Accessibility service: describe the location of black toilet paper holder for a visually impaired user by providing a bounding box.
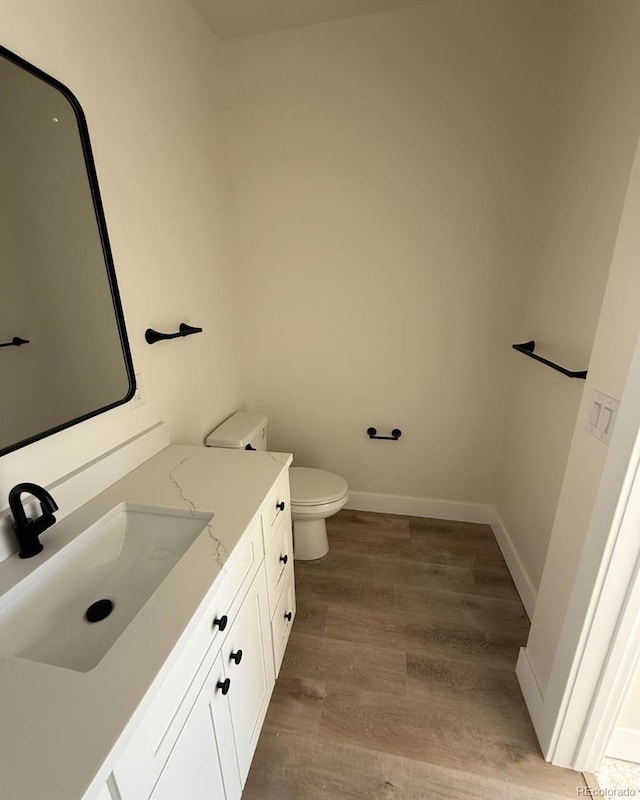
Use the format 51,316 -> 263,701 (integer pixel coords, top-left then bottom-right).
367,427 -> 402,441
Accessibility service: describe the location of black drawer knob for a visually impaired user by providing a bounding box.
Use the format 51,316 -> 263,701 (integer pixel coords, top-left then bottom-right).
213,615 -> 228,631
279,554 -> 288,564
230,649 -> 243,665
276,501 -> 285,511
284,611 -> 292,622
217,678 -> 231,695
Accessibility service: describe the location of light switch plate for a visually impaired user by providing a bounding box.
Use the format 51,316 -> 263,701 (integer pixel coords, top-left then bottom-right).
585,390 -> 619,444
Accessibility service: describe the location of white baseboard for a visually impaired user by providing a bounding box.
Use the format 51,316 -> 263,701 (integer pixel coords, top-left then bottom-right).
345,491 -> 493,524
491,509 -> 537,619
606,727 -> 640,763
516,647 -> 547,744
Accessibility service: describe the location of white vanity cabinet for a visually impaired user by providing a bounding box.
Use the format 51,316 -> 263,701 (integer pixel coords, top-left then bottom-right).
101,467 -> 293,800
261,473 -> 296,676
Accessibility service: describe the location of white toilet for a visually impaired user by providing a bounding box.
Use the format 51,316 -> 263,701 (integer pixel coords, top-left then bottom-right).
206,412 -> 349,560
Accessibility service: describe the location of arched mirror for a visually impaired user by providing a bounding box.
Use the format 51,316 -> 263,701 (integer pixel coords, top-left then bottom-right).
0,44 -> 135,456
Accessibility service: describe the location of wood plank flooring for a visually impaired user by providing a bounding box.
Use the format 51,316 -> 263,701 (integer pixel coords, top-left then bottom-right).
244,510 -> 586,799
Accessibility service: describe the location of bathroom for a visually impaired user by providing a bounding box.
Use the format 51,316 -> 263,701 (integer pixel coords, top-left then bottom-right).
2,0 -> 640,798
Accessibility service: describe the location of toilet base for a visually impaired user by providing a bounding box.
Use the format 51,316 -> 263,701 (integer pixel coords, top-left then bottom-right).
293,518 -> 329,560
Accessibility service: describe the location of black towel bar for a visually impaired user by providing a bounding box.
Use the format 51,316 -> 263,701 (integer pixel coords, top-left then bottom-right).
512,340 -> 587,380
0,336 -> 29,349
145,323 -> 203,345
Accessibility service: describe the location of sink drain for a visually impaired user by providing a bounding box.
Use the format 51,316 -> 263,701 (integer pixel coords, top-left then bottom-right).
85,599 -> 114,623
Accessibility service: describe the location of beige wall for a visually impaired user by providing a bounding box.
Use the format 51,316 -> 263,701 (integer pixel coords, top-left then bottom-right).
222,0 -> 569,504
0,0 -> 244,504
495,0 -> 640,591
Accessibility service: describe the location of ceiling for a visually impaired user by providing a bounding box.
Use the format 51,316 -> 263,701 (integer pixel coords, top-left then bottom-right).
192,0 -> 441,39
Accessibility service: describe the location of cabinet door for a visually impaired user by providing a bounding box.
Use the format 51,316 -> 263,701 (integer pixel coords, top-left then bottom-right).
221,567 -> 275,784
150,653 -> 242,800
150,691 -> 224,800
209,655 -> 243,800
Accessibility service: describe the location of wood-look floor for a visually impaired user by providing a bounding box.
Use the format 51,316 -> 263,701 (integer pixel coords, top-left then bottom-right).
244,510 -> 586,799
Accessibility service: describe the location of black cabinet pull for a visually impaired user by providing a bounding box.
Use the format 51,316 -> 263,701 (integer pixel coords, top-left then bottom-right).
213,615 -> 228,631
279,554 -> 288,564
230,649 -> 243,665
276,501 -> 285,511
284,611 -> 292,622
217,678 -> 231,695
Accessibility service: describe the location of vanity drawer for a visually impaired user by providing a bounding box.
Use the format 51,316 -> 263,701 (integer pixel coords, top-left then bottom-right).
261,471 -> 290,548
264,511 -> 293,614
271,568 -> 296,677
112,516 -> 262,800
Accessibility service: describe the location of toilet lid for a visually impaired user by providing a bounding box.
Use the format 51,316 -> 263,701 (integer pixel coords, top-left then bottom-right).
289,467 -> 349,506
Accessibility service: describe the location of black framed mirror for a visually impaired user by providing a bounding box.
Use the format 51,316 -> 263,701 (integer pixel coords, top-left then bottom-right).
0,44 -> 135,457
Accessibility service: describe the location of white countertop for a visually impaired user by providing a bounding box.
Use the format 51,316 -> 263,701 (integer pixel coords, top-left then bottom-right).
0,444 -> 292,800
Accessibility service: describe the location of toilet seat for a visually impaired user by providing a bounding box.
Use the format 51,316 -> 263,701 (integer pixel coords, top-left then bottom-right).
289,467 -> 349,507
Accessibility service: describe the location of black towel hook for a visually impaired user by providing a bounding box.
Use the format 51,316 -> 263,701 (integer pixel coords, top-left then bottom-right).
145,323 -> 203,345
0,336 -> 30,349
367,427 -> 402,441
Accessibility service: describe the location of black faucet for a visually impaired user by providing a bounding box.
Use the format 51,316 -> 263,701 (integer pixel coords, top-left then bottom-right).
8,483 -> 59,558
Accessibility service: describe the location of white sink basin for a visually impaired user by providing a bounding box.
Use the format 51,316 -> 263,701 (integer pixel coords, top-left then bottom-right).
0,504 -> 212,673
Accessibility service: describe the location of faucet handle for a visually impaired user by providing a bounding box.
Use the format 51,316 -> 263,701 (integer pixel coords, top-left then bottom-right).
34,510 -> 56,531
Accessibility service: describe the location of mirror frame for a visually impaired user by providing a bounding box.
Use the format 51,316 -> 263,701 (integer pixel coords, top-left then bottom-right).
0,44 -> 136,458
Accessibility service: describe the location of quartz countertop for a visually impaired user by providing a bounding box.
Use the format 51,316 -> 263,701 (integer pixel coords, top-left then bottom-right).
0,444 -> 292,800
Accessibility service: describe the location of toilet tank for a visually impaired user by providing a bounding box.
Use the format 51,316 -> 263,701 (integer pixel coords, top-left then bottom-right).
205,411 -> 268,451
